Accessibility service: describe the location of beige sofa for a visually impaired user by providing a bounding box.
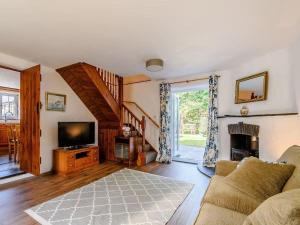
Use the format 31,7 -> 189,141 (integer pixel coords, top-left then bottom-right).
195,145 -> 300,225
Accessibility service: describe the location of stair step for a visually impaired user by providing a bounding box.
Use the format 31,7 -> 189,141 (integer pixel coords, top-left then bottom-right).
144,150 -> 157,164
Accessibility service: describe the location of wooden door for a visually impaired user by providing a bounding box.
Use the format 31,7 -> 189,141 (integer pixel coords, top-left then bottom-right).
20,65 -> 41,175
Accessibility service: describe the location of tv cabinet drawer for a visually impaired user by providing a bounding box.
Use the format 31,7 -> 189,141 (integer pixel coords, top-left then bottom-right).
75,157 -> 92,168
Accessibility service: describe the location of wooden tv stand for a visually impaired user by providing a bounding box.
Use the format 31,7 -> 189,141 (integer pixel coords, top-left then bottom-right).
53,146 -> 99,176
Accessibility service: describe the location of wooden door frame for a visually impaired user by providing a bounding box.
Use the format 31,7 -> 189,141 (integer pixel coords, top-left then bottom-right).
0,64 -> 41,175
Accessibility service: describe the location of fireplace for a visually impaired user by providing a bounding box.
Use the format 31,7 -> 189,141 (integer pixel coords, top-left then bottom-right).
228,122 -> 259,161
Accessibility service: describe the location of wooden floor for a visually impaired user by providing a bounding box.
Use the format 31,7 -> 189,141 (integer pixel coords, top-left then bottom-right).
0,161 -> 210,225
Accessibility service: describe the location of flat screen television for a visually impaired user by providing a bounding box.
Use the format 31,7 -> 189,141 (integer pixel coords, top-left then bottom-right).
58,122 -> 95,148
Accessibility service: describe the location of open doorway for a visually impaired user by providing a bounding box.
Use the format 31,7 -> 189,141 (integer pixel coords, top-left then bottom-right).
171,86 -> 209,164
0,68 -> 24,178
0,65 -> 41,179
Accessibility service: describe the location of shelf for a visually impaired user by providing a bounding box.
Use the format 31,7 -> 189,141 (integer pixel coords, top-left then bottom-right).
218,112 -> 298,119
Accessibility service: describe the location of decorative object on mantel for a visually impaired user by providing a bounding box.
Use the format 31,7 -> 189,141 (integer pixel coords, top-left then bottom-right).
235,71 -> 268,104
240,105 -> 249,116
46,92 -> 66,112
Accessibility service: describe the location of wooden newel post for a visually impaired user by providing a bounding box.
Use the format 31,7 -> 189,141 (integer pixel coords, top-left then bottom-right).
141,116 -> 146,151
118,76 -> 124,135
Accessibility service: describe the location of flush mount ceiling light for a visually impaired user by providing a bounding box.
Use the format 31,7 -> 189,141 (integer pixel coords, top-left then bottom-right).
146,59 -> 164,72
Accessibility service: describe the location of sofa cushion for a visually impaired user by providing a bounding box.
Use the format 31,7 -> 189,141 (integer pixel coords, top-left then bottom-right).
278,145 -> 300,191
195,203 -> 247,225
243,189 -> 300,225
223,157 -> 295,200
203,175 -> 262,215
215,160 -> 239,176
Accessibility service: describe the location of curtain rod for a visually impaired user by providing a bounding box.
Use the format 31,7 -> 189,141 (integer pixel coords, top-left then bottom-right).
169,75 -> 220,85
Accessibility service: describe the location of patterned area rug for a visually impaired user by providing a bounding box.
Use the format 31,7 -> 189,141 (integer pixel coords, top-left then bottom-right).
26,169 -> 194,225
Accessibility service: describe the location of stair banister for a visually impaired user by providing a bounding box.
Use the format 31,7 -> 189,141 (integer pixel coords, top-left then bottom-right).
141,116 -> 146,152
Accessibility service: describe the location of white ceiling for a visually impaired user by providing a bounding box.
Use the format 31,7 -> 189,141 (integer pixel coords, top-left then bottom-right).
0,0 -> 300,79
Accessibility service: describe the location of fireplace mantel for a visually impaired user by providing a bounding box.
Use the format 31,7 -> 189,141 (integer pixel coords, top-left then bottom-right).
218,112 -> 298,119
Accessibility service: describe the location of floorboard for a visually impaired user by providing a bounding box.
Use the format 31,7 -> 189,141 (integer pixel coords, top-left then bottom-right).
0,161 -> 210,225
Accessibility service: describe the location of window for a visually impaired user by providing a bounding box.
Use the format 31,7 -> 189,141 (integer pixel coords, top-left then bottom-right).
0,92 -> 19,120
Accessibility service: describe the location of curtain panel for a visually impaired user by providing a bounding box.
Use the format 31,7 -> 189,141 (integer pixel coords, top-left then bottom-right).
157,82 -> 172,163
203,75 -> 219,167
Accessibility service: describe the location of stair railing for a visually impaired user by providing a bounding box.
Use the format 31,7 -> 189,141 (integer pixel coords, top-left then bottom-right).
121,104 -> 146,151
96,68 -> 123,106
123,101 -> 159,151
123,101 -> 159,128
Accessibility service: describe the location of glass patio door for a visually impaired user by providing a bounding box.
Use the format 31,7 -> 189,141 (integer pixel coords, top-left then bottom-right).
171,87 -> 209,164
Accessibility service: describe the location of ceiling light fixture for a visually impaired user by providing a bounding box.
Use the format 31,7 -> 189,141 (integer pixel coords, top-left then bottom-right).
146,59 -> 164,72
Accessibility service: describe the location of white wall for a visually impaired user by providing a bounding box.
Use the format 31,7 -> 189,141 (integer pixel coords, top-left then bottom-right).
0,52 -> 97,173
124,81 -> 160,150
219,48 -> 297,115
0,68 -> 20,88
218,47 -> 300,161
290,36 -> 300,113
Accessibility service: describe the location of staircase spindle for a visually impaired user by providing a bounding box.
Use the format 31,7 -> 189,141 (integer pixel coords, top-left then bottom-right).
108,72 -> 111,91
106,71 -> 109,87
110,72 -> 112,92
112,74 -> 114,99
113,73 -> 115,99
116,76 -> 119,102
141,116 -> 146,151
114,74 -> 116,99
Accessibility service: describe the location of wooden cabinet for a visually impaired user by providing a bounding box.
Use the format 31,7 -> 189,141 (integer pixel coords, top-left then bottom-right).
53,146 -> 99,176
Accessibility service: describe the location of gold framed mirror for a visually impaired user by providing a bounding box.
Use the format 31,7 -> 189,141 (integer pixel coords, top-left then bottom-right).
235,71 -> 268,104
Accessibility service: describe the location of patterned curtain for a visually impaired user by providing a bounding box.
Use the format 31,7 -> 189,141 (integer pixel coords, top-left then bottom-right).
157,82 -> 172,163
203,75 -> 219,167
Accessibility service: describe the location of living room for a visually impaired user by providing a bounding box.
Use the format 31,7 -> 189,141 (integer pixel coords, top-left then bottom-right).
0,1 -> 300,225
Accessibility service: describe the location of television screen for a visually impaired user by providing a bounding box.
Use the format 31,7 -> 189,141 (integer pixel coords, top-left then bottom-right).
58,122 -> 95,147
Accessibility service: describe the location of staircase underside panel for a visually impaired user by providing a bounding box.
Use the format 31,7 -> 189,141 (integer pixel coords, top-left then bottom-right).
57,63 -> 119,127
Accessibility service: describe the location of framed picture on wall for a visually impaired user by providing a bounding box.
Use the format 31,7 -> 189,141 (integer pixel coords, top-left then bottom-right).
46,92 -> 66,112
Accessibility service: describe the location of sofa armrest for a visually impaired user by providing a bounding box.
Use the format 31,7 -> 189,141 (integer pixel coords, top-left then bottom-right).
215,160 -> 239,176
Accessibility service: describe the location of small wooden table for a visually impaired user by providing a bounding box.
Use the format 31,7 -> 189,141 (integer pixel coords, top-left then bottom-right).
53,146 -> 99,176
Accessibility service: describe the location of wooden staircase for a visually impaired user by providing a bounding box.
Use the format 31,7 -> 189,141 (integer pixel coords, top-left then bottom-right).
56,62 -> 157,165
56,62 -> 123,128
